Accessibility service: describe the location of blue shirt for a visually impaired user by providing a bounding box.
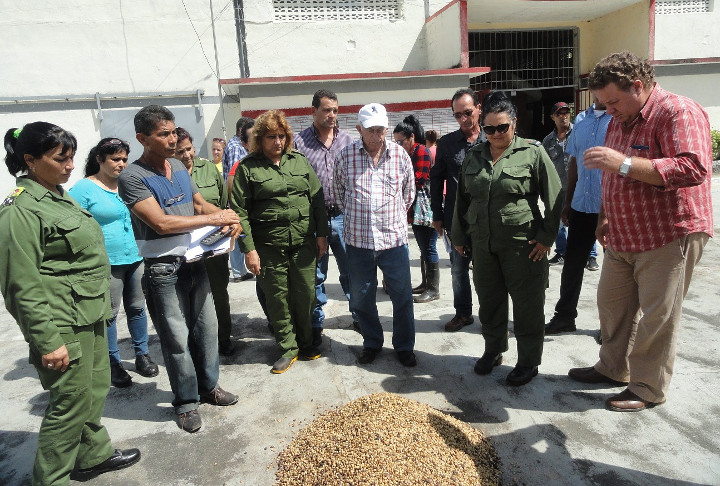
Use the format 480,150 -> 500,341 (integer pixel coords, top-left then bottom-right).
565,104 -> 611,214
69,178 -> 141,265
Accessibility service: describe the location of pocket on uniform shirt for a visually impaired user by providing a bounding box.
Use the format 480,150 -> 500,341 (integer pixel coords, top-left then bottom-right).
56,215 -> 93,254
499,166 -> 532,195
70,277 -> 110,326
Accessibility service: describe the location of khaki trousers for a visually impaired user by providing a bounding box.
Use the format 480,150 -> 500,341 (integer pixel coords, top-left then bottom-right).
594,233 -> 708,403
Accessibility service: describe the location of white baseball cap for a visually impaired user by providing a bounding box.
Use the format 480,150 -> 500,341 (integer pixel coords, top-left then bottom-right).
358,103 -> 388,128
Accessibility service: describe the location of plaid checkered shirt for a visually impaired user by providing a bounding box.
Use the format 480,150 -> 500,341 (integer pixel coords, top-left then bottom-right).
333,140 -> 415,251
602,84 -> 714,252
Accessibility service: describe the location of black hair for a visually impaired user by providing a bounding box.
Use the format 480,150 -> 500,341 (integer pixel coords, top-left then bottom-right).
393,122 -> 414,140
451,88 -> 480,109
84,138 -> 130,177
402,115 -> 425,145
480,91 -> 517,126
4,122 -> 77,177
235,116 -> 254,134
239,119 -> 255,144
134,105 -> 174,135
312,89 -> 338,109
175,127 -> 192,144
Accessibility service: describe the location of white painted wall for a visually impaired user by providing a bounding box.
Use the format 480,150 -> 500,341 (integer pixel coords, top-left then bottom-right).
656,71 -> 720,130
654,10 -> 720,60
242,0 -> 428,76
426,2 -> 462,70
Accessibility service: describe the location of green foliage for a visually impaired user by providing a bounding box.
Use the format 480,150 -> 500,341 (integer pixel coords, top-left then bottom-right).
712,129 -> 720,160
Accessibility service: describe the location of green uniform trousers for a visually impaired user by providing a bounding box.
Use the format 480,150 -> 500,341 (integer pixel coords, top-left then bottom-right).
472,242 -> 548,367
31,320 -> 114,486
204,253 -> 232,343
256,241 -> 316,358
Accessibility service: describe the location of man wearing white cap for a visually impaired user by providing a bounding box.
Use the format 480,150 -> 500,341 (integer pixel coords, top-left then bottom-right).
333,103 -> 417,367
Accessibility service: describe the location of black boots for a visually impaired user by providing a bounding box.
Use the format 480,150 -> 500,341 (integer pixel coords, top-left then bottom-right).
414,262 -> 439,303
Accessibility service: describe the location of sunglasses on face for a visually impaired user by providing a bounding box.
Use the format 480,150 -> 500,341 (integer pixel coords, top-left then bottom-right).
482,123 -> 511,135
453,109 -> 475,120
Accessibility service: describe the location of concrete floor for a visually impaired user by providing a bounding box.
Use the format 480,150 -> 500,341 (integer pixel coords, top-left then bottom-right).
1,177 -> 719,485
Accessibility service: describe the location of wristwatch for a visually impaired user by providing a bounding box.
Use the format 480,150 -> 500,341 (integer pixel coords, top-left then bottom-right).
619,156 -> 632,177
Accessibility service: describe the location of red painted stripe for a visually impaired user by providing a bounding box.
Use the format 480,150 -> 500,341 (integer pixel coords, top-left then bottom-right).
648,0 -> 656,61
651,57 -> 720,65
241,99 -> 452,119
221,67 -> 490,86
425,0 -> 459,24
460,1 -> 469,68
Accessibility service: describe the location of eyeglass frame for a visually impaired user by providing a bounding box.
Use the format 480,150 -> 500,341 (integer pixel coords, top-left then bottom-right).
481,123 -> 511,136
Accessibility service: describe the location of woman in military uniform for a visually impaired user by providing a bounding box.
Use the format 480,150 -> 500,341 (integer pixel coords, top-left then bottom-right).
452,91 -> 562,386
1,123 -> 140,484
174,127 -> 235,357
230,111 -> 328,374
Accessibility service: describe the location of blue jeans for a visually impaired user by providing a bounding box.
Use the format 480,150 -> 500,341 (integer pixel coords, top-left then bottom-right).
555,222 -> 567,256
107,260 -> 149,364
313,214 -> 356,327
412,225 -> 439,263
142,259 -> 220,414
346,244 -> 415,352
229,244 -> 249,278
449,245 -> 473,318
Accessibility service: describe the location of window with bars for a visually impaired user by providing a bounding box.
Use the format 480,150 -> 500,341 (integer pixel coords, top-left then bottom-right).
468,29 -> 577,92
272,0 -> 402,22
656,0 -> 711,14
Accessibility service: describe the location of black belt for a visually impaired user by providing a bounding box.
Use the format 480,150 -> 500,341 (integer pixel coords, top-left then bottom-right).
326,205 -> 342,218
144,255 -> 186,265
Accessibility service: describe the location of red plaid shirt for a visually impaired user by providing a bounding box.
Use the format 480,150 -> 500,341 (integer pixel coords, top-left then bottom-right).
333,140 -> 415,250
602,84 -> 713,252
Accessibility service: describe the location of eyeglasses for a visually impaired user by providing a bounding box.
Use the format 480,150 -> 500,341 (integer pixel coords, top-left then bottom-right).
453,109 -> 475,120
101,138 -> 127,147
394,137 -> 408,144
481,123 -> 511,135
212,138 -> 226,143
165,193 -> 185,206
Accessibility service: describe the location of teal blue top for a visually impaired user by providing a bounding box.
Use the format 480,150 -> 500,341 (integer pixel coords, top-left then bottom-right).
69,178 -> 141,265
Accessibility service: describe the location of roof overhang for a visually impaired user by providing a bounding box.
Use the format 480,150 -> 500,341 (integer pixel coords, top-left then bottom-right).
467,0 -> 645,24
220,67 -> 489,112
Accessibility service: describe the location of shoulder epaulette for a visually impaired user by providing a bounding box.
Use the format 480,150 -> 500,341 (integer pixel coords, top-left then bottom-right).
1,187 -> 25,207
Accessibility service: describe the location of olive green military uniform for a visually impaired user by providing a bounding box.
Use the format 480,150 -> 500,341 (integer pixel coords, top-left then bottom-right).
452,136 -> 562,366
190,157 -> 232,345
0,178 -> 115,486
230,150 -> 328,358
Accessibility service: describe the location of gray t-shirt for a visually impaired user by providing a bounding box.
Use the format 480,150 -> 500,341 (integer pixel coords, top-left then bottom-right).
118,158 -> 198,258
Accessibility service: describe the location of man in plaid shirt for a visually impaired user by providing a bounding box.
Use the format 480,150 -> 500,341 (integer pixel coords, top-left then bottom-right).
568,51 -> 713,412
333,103 -> 417,367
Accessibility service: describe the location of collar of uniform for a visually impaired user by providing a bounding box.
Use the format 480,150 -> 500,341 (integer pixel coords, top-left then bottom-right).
192,157 -> 211,169
15,176 -> 64,201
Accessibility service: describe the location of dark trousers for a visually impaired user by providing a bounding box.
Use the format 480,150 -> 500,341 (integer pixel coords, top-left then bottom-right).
553,209 -> 599,322
204,253 -> 232,343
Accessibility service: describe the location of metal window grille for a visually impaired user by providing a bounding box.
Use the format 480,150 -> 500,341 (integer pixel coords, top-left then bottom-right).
656,0 -> 710,14
468,29 -> 577,92
272,0 -> 402,22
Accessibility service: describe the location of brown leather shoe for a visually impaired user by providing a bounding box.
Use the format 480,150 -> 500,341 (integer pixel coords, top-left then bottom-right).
568,366 -> 628,386
444,315 -> 474,332
606,389 -> 659,412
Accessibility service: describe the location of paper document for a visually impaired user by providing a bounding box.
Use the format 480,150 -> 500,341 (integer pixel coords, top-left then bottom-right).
185,226 -> 232,262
